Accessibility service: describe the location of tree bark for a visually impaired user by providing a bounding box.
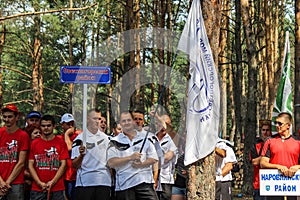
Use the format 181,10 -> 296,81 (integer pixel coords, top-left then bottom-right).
241,0 -> 258,194
187,0 -> 221,199
295,0 -> 300,132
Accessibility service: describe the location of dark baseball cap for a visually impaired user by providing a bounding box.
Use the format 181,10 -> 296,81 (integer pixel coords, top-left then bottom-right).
26,111 -> 42,119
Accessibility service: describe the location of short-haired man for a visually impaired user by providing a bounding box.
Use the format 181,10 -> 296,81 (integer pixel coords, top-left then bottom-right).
99,116 -> 107,133
148,114 -> 177,200
0,104 -> 30,199
25,111 -> 42,127
107,111 -> 158,200
72,109 -> 111,200
215,140 -> 237,200
260,112 -> 300,200
28,115 -> 69,200
132,110 -> 145,134
250,120 -> 272,200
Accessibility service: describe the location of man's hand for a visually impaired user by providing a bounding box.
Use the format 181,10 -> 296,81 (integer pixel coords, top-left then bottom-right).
130,152 -> 142,161
132,160 -> 144,168
287,165 -> 300,177
277,165 -> 289,176
38,181 -> 48,192
65,127 -> 74,136
79,145 -> 86,156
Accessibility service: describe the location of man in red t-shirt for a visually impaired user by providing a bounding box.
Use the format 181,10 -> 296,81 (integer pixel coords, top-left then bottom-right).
0,104 -> 30,199
260,112 -> 300,200
250,120 -> 271,200
60,113 -> 81,200
28,115 -> 69,200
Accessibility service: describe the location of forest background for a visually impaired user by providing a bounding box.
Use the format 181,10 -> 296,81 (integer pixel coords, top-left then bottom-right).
0,0 -> 299,199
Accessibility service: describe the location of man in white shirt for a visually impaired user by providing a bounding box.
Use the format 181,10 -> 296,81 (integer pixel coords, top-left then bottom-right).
148,114 -> 177,200
107,111 -> 158,200
72,109 -> 111,200
215,140 -> 237,200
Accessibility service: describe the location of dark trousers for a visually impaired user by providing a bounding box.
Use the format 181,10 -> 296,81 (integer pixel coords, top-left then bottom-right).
215,181 -> 232,200
64,180 -> 76,200
76,186 -> 111,200
156,183 -> 172,200
30,190 -> 65,200
116,183 -> 158,200
266,197 -> 297,200
253,189 -> 267,200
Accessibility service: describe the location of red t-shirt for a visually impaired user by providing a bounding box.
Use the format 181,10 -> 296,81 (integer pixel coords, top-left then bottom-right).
250,139 -> 264,189
0,127 -> 30,184
65,130 -> 81,181
29,136 -> 69,192
261,135 -> 300,168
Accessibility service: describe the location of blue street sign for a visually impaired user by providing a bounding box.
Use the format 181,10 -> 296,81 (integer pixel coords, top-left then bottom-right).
60,66 -> 111,84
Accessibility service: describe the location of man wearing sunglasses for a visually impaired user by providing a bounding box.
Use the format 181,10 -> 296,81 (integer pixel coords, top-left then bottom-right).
260,112 -> 300,200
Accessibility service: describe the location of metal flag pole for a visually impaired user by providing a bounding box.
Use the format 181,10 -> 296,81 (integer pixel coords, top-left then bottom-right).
139,50 -> 179,153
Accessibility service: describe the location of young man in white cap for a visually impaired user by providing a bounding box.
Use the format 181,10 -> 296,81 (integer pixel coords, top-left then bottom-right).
60,113 -> 81,200
0,104 -> 30,199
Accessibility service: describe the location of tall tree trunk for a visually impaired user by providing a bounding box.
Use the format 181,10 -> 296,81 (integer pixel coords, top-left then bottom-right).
187,0 -> 221,199
68,0 -> 74,112
219,0 -> 230,139
233,0 -> 243,147
134,0 -> 141,109
32,10 -> 43,111
0,22 -> 5,107
241,0 -> 258,194
295,0 -> 300,132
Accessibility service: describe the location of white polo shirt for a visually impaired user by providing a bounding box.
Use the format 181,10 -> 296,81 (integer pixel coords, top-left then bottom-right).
107,131 -> 158,191
215,141 -> 237,182
71,129 -> 111,187
148,132 -> 177,184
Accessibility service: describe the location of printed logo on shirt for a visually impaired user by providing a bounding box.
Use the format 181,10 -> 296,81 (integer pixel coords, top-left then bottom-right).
34,147 -> 60,170
0,140 -> 18,163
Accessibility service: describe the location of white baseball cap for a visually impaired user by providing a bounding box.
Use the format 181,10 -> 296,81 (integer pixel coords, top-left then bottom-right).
60,113 -> 75,123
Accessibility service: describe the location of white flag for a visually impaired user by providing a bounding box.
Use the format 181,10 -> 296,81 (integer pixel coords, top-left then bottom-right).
177,0 -> 220,166
271,31 -> 293,133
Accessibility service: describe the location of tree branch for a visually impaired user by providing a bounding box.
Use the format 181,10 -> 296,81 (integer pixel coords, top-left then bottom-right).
0,3 -> 98,21
0,65 -> 32,78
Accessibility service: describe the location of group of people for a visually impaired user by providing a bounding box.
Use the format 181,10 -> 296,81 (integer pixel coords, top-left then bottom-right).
0,104 -> 185,200
2,102 -> 297,200
250,112 -> 300,200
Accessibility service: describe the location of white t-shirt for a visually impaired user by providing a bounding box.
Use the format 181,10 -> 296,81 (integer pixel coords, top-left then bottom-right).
71,129 -> 111,187
215,142 -> 237,182
107,131 -> 158,191
148,132 -> 177,184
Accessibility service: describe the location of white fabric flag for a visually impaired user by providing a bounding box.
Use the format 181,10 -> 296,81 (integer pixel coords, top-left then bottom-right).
177,0 -> 220,166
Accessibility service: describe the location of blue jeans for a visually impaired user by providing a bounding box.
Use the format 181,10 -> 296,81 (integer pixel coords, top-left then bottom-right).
64,180 -> 76,200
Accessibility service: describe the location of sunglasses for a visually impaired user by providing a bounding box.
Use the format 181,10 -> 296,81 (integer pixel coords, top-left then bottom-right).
134,118 -> 143,121
275,121 -> 287,126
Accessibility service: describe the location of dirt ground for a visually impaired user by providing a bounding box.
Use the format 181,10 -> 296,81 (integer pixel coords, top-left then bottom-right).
232,188 -> 253,200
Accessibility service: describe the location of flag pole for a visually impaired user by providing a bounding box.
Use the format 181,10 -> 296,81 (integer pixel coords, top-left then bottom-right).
139,50 -> 179,153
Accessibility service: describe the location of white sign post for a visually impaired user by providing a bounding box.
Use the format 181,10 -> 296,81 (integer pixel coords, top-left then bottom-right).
60,66 -> 111,148
260,169 -> 300,196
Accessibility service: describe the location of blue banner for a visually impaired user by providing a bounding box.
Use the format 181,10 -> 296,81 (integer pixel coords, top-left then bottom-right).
60,66 -> 111,84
